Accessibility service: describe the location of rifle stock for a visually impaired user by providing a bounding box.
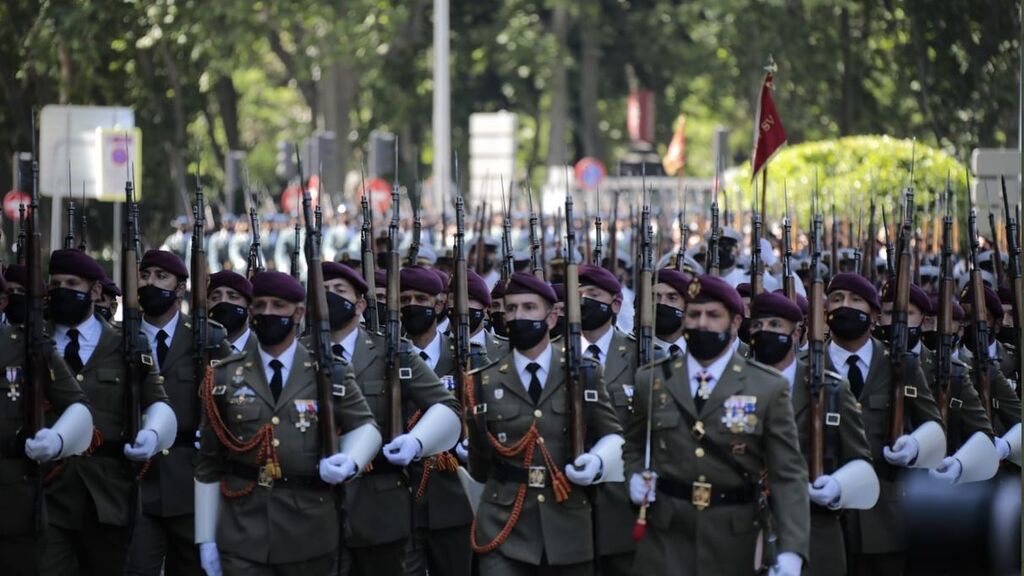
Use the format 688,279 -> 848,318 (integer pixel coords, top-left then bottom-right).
385,178 -> 403,440
807,208 -> 826,480
564,191 -> 585,459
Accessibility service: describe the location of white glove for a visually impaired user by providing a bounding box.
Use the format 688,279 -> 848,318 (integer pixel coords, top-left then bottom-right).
629,471 -> 657,505
319,453 -> 357,484
883,434 -> 919,467
199,542 -> 222,576
928,456 -> 963,484
455,439 -> 469,463
564,453 -> 603,486
994,436 -> 1011,461
383,434 -> 422,467
768,551 -> 802,576
807,474 -> 841,509
24,428 -> 64,463
124,429 -> 160,461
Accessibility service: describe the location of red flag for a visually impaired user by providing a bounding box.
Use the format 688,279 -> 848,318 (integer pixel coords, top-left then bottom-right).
751,72 -> 786,179
662,114 -> 687,176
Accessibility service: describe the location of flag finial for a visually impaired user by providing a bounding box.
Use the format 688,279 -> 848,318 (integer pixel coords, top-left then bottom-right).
764,54 -> 778,74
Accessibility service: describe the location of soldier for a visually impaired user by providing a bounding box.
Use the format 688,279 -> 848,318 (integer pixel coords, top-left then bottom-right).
209,271 -> 255,354
96,277 -> 122,324
627,275 -> 808,576
127,249 -> 215,576
466,271 -> 624,575
4,263 -> 27,326
822,273 -> 945,576
399,265 -> 475,576
322,262 -> 461,576
489,279 -> 508,338
466,268 -> 507,360
42,248 -> 176,575
958,285 -> 1021,436
652,268 -> 690,357
748,291 -> 878,576
577,264 -> 638,576
429,267 -> 452,335
195,270 -> 381,575
0,272 -> 94,576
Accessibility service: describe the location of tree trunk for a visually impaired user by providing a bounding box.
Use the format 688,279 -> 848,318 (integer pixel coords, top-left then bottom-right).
545,4 -> 572,168
157,41 -> 190,217
578,1 -> 602,159
319,58 -> 358,208
214,76 -> 241,151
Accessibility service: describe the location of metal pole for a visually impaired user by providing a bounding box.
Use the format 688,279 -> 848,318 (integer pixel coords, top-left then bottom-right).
433,0 -> 451,212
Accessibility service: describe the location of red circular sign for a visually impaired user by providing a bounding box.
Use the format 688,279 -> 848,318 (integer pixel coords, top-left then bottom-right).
361,178 -> 393,214
3,190 -> 31,222
280,181 -> 320,215
574,157 -> 606,190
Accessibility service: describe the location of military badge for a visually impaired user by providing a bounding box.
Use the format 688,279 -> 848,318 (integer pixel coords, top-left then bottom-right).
441,375 -> 456,392
493,388 -> 504,400
6,366 -> 20,384
622,384 -> 634,398
722,395 -> 758,433
6,383 -> 19,401
497,432 -> 507,443
230,386 -> 256,404
294,400 -> 318,432
688,278 -> 701,298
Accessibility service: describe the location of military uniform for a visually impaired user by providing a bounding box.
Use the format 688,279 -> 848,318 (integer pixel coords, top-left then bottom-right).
626,351 -> 810,576
918,346 -> 994,451
994,339 -> 1019,391
958,346 -> 1021,436
342,327 -> 460,575
0,325 -> 90,576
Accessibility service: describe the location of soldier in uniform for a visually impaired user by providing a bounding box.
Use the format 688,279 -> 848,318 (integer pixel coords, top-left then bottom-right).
96,277 -> 121,323
466,271 -> 625,576
995,284 -> 1020,381
821,273 -> 946,576
467,268 -> 507,359
489,279 -> 509,338
958,285 -> 1021,436
195,270 -> 382,575
4,263 -> 27,326
209,271 -> 255,354
575,264 -> 638,575
42,248 -> 176,575
1,272 -> 95,576
748,291 -> 878,576
652,268 -> 690,357
320,262 -> 461,576
627,275 -> 808,576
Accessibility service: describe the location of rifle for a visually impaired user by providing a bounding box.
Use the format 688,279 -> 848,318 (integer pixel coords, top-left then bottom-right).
984,182 -> 1006,287
935,175 -> 956,427
360,174 -> 380,333
527,186 -> 544,281
882,204 -> 895,280
474,203 -> 486,272
607,190 -> 619,276
750,192 -> 764,296
64,162 -> 76,249
407,202 -> 422,267
707,158 -> 721,275
121,141 -> 145,455
675,188 -> 689,272
853,207 -> 863,275
1001,176 -> 1022,384
830,186 -> 839,278
289,207 -> 301,280
592,185 -> 603,267
966,174 -> 993,421
77,183 -> 88,251
385,158 -> 403,440
782,182 -> 797,302
453,186 -> 471,410
862,200 -> 876,281
16,203 -> 26,266
887,185 -> 915,445
246,191 -> 265,279
806,190 -> 826,480
636,185 -> 654,366
563,189 -> 585,459
500,179 -> 514,283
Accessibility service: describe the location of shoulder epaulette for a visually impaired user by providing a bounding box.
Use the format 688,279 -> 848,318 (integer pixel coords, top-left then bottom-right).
823,369 -> 844,382
467,357 -> 500,377
210,352 -> 247,368
638,354 -> 674,371
745,357 -> 784,377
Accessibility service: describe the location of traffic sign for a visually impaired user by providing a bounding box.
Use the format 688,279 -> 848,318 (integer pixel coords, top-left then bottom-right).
574,157 -> 606,190
3,189 -> 31,221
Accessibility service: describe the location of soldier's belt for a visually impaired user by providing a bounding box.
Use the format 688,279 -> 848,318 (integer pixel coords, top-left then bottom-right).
493,460 -> 548,488
658,477 -> 756,510
90,441 -> 125,459
230,462 -> 327,490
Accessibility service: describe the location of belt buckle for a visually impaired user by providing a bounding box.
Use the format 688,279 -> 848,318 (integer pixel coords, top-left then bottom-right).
258,464 -> 275,488
691,481 -> 712,510
528,466 -> 546,488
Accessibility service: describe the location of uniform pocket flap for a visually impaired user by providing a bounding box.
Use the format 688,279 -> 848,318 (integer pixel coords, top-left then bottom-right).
361,380 -> 385,396
481,480 -> 519,506
177,365 -> 194,380
867,395 -> 889,410
97,368 -> 121,383
227,403 -> 261,422
486,400 -> 521,421
611,390 -> 630,407
652,409 -> 681,430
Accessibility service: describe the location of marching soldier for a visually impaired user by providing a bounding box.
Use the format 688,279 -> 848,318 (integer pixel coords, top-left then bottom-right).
627,275 -> 808,576
748,291 -> 878,576
0,272 -> 95,576
822,273 -> 945,576
466,271 -> 625,575
577,264 -> 639,575
489,279 -> 509,338
652,268 -> 690,357
467,268 -> 507,359
195,270 -> 382,575
4,263 -> 27,326
321,262 -> 461,576
43,248 -> 177,575
208,271 -> 255,354
96,277 -> 122,324
958,285 -> 1022,435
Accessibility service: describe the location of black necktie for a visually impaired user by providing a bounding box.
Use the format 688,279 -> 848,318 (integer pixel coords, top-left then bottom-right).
65,329 -> 82,373
694,371 -> 712,413
587,344 -> 601,362
332,343 -> 346,362
669,344 -> 681,357
847,355 -> 864,398
419,351 -> 430,363
269,359 -> 284,402
156,330 -> 169,369
526,362 -> 542,405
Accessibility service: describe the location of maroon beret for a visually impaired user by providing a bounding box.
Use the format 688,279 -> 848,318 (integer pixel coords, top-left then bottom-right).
751,291 -> 803,323
374,269 -> 387,288
881,282 -> 932,316
505,272 -> 557,304
687,274 -> 745,317
4,264 -> 27,286
579,264 -> 621,296
251,271 -> 305,303
926,294 -> 967,322
209,270 -> 253,301
959,284 -> 1003,322
400,265 -> 443,296
998,285 -> 1014,306
433,268 -> 451,292
552,283 -> 566,303
736,283 -> 752,298
323,262 -> 368,295
49,249 -> 106,282
773,290 -> 810,318
467,269 -> 491,307
827,272 -> 881,312
490,279 -> 508,300
656,268 -> 692,297
140,249 -> 188,279
101,277 -> 123,298
952,301 -> 965,322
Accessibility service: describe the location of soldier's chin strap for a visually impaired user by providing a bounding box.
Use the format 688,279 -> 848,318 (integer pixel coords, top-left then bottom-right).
409,404 -> 462,458
50,402 -> 93,457
339,422 -> 382,471
194,480 -> 220,544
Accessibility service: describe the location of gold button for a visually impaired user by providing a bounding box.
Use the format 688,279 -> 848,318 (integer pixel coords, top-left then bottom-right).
534,409 -> 543,418
76,374 -> 84,382
272,439 -> 280,447
537,494 -> 546,503
695,447 -> 705,458
271,416 -> 280,425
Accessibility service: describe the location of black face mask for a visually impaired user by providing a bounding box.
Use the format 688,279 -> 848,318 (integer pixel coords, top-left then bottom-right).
469,308 -> 485,333
373,301 -> 388,325
997,325 -> 1017,346
907,326 -> 921,350
873,323 -> 892,343
139,285 -> 178,317
6,293 -> 26,325
549,317 -> 565,339
508,318 -> 549,351
436,304 -> 450,324
251,314 -> 295,346
490,311 -> 507,337
210,302 -> 248,335
827,307 -> 871,341
921,330 -> 939,350
962,325 -> 982,354
96,306 -> 114,322
401,304 -> 436,337
738,317 -> 752,345
49,287 -> 94,326
684,328 -> 732,361
751,330 -> 794,365
481,258 -> 496,273
655,303 -> 684,337
327,293 -> 357,330
718,247 -> 736,270
580,297 -> 614,331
